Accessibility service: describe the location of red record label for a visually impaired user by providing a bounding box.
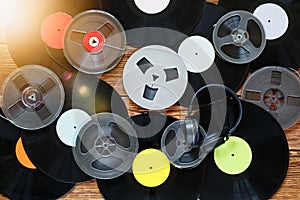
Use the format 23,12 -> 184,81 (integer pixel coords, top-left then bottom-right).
40,12 -> 72,49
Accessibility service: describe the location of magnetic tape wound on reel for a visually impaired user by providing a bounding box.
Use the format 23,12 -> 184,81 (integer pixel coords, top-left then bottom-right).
219,0 -> 300,70
213,10 -> 266,64
241,66 -> 300,130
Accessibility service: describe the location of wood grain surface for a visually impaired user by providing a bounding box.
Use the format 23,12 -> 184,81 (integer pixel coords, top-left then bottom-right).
0,0 -> 300,199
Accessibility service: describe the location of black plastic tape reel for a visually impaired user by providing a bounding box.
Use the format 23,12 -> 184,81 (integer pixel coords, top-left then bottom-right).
72,113 -> 139,179
241,66 -> 300,130
213,10 -> 266,64
1,65 -> 65,130
63,10 -> 126,74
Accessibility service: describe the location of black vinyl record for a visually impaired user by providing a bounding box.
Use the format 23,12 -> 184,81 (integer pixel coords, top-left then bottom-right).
191,2 -> 228,41
0,114 -> 75,200
219,0 -> 300,70
6,0 -> 102,72
97,112 -> 206,200
180,53 -> 250,107
21,72 -> 128,183
179,3 -> 249,106
98,0 -> 205,35
201,101 -> 289,200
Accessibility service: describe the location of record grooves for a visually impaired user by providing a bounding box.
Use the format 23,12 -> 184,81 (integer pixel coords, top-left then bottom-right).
180,3 -> 249,106
97,112 -> 206,200
0,111 -> 75,200
98,0 -> 205,35
21,73 -> 128,183
219,0 -> 300,70
201,101 -> 289,200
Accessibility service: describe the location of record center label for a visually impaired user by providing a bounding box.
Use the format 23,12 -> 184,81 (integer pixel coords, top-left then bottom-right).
134,0 -> 170,14
15,138 -> 36,169
56,109 -> 91,147
214,136 -> 252,175
40,12 -> 72,49
253,3 -> 289,40
132,149 -> 170,187
178,36 -> 215,73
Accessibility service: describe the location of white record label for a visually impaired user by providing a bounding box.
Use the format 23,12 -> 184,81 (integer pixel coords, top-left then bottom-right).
134,0 -> 171,14
123,45 -> 188,110
253,3 -> 289,40
178,36 -> 215,73
56,109 -> 91,147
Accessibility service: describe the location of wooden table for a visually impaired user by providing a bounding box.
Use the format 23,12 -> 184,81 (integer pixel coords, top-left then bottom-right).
0,1 -> 299,199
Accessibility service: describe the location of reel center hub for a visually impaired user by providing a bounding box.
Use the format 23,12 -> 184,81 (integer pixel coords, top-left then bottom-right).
96,136 -> 117,156
83,31 -> 105,53
21,87 -> 43,108
263,88 -> 284,110
232,29 -> 249,45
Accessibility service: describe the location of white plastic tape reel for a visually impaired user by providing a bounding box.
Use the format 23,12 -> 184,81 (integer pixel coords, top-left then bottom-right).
123,45 -> 188,110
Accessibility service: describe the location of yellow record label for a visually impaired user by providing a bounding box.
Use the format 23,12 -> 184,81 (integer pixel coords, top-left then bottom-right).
132,149 -> 170,187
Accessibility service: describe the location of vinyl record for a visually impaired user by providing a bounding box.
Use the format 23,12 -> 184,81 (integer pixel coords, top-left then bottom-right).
6,0 -> 103,72
179,55 -> 249,106
0,113 -> 75,200
178,3 -> 249,106
21,72 -> 128,183
200,101 -> 289,200
97,112 -> 206,200
98,0 -> 205,35
219,0 -> 300,70
241,66 -> 300,130
191,2 -> 228,41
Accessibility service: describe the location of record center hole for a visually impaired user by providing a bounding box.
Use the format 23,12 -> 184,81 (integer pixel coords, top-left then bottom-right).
195,52 -> 198,56
57,29 -> 61,32
268,19 -> 271,23
231,154 -> 235,157
74,126 -> 77,129
149,166 -> 152,170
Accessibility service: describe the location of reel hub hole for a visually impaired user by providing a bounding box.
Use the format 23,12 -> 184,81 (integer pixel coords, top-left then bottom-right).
21,87 -> 43,108
263,88 -> 284,110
